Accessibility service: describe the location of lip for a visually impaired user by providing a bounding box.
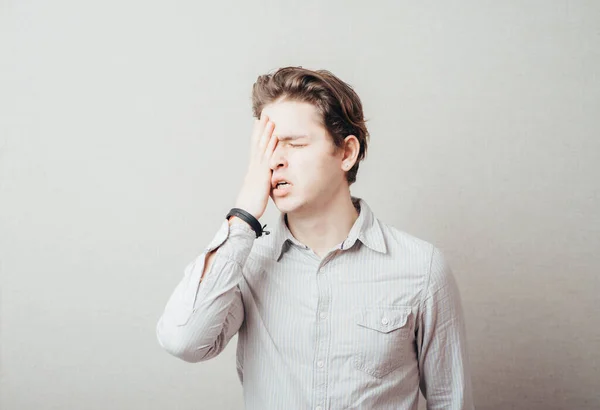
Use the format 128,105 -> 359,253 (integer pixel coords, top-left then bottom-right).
271,176 -> 292,197
272,182 -> 292,197
271,177 -> 292,189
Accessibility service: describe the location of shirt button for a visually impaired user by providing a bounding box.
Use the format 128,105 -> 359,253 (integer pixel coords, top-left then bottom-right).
317,360 -> 324,368
381,317 -> 389,325
319,312 -> 326,319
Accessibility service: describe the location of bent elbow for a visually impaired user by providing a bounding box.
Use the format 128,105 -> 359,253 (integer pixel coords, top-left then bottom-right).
156,318 -> 218,363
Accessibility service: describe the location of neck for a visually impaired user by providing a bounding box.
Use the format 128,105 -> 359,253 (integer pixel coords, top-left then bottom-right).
285,190 -> 360,256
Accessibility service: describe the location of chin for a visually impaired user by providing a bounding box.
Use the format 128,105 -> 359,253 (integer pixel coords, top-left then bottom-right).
272,195 -> 303,214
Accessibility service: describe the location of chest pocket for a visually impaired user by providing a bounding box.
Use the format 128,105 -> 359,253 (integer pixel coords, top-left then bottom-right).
353,305 -> 413,378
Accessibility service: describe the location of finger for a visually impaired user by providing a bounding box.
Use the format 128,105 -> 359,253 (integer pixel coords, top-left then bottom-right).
251,115 -> 269,146
258,121 -> 274,152
265,131 -> 279,158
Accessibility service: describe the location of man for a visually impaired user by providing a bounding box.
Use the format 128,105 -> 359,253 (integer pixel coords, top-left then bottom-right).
156,67 -> 474,409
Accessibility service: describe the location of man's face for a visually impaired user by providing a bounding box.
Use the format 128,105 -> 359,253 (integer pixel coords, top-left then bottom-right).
263,99 -> 347,215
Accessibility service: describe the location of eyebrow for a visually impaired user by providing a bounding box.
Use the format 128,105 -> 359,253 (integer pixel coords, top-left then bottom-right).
275,134 -> 309,142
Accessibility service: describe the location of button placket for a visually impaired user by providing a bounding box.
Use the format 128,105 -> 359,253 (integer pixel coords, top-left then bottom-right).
313,265 -> 331,409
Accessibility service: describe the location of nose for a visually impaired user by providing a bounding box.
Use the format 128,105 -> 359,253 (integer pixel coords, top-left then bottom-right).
269,144 -> 288,170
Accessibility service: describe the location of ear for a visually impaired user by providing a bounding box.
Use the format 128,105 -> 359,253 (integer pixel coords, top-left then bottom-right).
340,135 -> 360,171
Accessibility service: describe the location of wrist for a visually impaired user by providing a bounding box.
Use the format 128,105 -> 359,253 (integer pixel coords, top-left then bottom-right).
228,216 -> 250,228
233,202 -> 261,220
226,208 -> 270,238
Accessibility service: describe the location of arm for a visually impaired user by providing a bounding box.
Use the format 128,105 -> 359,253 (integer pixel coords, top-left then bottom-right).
417,246 -> 475,410
156,113 -> 279,363
156,218 -> 255,363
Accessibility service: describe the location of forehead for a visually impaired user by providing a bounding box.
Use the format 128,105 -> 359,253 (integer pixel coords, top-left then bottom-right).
261,100 -> 325,140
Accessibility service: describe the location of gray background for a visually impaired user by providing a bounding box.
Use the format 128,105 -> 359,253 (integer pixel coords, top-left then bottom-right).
1,1 -> 599,409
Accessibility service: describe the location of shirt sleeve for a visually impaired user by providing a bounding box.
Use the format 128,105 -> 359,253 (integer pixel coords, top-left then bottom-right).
156,219 -> 256,363
417,246 -> 475,410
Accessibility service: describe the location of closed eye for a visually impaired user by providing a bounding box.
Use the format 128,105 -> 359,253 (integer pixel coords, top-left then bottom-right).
289,144 -> 306,148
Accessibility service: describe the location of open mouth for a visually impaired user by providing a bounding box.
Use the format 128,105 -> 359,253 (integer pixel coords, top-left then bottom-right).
275,182 -> 290,189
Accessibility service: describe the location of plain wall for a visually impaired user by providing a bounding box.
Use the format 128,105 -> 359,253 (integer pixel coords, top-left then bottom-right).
1,1 -> 599,409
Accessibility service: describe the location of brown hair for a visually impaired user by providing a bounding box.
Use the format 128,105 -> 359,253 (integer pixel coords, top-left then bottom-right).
251,66 -> 369,185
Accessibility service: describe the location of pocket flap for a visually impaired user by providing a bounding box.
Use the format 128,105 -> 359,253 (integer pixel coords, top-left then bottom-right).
356,306 -> 411,333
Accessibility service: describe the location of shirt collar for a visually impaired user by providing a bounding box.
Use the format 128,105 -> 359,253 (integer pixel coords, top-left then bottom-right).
268,196 -> 387,261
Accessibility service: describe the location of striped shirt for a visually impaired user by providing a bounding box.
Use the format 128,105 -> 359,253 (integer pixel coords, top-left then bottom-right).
156,197 -> 474,409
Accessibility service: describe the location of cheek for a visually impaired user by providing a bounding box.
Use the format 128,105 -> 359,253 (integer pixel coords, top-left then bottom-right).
293,151 -> 339,184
